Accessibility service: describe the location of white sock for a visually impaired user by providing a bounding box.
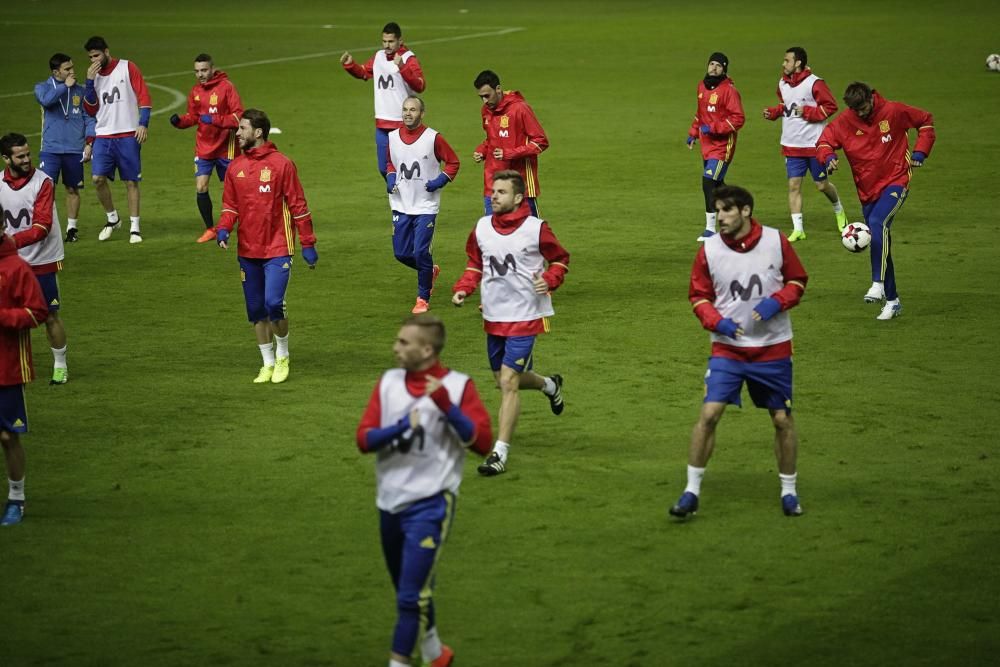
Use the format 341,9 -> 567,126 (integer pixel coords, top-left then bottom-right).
779,472 -> 797,497
705,212 -> 717,232
422,626 -> 442,663
259,343 -> 275,367
129,216 -> 141,233
684,465 -> 705,496
791,213 -> 804,232
275,334 -> 289,359
9,478 -> 25,502
52,345 -> 68,369
832,199 -> 844,214
886,298 -> 900,306
67,218 -> 78,230
541,376 -> 556,395
871,281 -> 884,291
493,440 -> 510,462
389,660 -> 408,667
106,210 -> 119,224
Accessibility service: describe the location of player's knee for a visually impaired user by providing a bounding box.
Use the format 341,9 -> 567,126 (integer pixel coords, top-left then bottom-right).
771,409 -> 794,430
814,179 -> 829,193
92,175 -> 107,186
265,300 -> 286,322
394,253 -> 412,265
396,590 -> 421,615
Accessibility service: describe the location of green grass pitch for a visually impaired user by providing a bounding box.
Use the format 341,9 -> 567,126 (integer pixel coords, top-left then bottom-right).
2,1 -> 999,665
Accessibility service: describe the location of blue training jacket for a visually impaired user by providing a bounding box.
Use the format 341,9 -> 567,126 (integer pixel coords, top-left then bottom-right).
34,76 -> 95,154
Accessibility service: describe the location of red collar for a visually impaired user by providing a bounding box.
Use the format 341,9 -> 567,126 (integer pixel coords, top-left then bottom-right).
719,219 -> 762,252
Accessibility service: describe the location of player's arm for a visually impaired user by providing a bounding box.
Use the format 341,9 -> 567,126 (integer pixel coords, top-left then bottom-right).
173,90 -> 199,128
82,77 -> 99,116
753,237 -> 809,321
216,84 -> 244,129
900,103 -> 936,161
452,230 -> 484,301
356,379 -> 416,453
342,55 -> 374,81
689,247 -> 727,331
721,86 -> 746,133
84,100 -> 97,143
217,169 -> 240,233
282,162 -> 316,247
815,123 -> 842,169
429,379 -> 492,454
500,105 -> 549,159
34,81 -> 66,108
435,134 -> 460,181
538,222 -> 569,292
801,79 -> 838,123
12,180 -> 54,249
399,54 -> 426,93
0,258 -> 47,330
763,85 -> 783,121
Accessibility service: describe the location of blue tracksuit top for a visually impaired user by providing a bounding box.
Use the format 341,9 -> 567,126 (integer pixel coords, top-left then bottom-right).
34,77 -> 95,154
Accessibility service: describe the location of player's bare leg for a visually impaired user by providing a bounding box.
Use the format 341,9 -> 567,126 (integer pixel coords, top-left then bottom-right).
787,177 -> 806,241
65,186 -> 81,220
816,178 -> 848,231
0,431 -> 25,483
670,401 -> 726,518
93,175 -> 115,213
770,408 -> 803,516
495,366 -> 522,445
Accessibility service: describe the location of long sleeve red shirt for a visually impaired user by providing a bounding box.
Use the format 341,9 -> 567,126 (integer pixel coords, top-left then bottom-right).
688,77 -> 745,162
175,70 -> 244,160
0,234 -> 47,386
476,91 -> 549,197
217,142 -> 316,258
816,91 -> 935,204
689,220 -> 808,362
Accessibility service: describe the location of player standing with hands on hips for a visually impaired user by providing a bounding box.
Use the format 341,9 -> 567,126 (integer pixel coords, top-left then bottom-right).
452,170 -> 569,476
215,109 -> 318,384
816,82 -> 935,320
356,314 -> 492,667
669,185 -> 808,519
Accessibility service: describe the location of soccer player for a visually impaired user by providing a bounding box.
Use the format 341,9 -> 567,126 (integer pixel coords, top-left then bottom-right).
386,96 -> 460,314
669,185 -> 809,519
0,232 -> 48,526
356,314 -> 492,667
341,22 -> 426,180
687,52 -> 745,242
82,36 -> 151,243
762,47 -> 848,241
169,54 -> 244,243
816,82 -> 935,320
472,70 -> 548,216
216,109 -> 318,384
34,53 -> 95,243
452,170 -> 568,476
0,133 -> 70,385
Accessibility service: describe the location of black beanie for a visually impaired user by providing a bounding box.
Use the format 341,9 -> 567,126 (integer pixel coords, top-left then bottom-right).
708,52 -> 729,73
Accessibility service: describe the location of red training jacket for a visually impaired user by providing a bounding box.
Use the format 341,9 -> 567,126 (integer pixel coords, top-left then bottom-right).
476,91 -> 548,198
217,142 -> 316,259
175,70 -> 243,160
689,77 -> 745,162
0,234 -> 47,386
689,220 -> 808,362
816,91 -> 935,205
453,201 -> 570,337
356,361 -> 493,456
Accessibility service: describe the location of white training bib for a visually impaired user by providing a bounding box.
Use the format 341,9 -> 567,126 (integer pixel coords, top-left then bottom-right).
388,128 -> 442,214
372,51 -> 415,122
475,215 -> 554,323
779,73 -> 824,148
0,170 -> 64,267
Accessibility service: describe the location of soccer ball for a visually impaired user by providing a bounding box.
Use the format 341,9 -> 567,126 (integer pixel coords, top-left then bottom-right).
988,54 -> 1000,71
841,222 -> 872,253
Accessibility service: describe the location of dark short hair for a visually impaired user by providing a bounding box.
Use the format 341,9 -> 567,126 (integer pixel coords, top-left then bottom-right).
843,81 -> 874,111
403,313 -> 445,354
49,53 -> 72,72
0,133 -> 29,159
84,36 -> 108,51
382,22 -> 402,38
194,53 -> 214,66
786,46 -> 808,69
242,109 -> 270,140
474,70 -> 501,90
493,169 -> 525,196
712,184 -> 754,215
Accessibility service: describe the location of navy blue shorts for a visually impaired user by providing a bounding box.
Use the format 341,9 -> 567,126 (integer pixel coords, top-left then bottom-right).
487,334 -> 536,373
785,156 -> 828,181
35,273 -> 60,313
0,384 -> 29,434
239,256 -> 292,323
703,356 -> 793,411
703,159 -> 730,182
195,157 -> 231,180
92,136 -> 142,181
38,152 -> 85,188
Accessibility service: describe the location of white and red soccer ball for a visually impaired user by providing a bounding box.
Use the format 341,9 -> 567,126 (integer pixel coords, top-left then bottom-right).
988,54 -> 1000,71
841,222 -> 872,253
